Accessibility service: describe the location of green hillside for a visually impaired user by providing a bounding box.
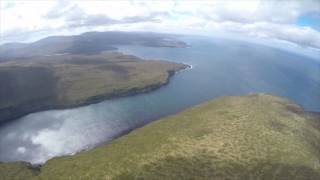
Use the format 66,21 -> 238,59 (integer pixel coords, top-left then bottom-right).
1,93 -> 319,180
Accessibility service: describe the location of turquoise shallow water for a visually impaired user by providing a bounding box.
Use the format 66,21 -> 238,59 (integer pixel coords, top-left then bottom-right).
0,36 -> 319,164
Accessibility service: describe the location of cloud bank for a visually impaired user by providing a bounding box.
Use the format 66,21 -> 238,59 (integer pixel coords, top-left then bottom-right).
1,0 -> 320,51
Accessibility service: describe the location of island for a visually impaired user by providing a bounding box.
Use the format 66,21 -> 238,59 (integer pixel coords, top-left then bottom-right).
0,93 -> 319,179
0,52 -> 188,123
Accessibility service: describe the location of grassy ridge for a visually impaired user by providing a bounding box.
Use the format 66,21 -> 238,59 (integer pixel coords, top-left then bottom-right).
0,52 -> 188,123
1,93 -> 319,179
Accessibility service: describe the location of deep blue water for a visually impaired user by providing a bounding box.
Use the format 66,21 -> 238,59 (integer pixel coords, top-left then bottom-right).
0,36 -> 319,164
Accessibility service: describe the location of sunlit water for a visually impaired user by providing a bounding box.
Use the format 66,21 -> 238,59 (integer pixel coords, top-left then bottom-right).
0,36 -> 319,164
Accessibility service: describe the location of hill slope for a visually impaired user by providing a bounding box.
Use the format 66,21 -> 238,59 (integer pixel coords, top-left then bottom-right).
1,93 -> 319,180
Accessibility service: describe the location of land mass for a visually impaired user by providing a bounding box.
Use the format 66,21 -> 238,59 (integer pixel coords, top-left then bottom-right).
0,31 -> 187,60
0,52 -> 188,123
0,31 -> 189,123
1,94 -> 319,180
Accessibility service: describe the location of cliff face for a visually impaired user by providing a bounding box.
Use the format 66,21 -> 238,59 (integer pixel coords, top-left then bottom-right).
1,94 -> 319,180
0,52 -> 188,123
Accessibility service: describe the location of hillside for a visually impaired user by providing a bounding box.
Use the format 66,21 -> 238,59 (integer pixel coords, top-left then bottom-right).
0,52 -> 188,123
1,93 -> 319,180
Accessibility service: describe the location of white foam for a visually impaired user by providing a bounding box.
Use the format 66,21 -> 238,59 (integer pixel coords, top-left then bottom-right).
183,62 -> 194,70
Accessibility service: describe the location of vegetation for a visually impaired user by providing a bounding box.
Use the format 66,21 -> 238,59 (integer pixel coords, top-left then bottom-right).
0,52 -> 188,123
1,93 -> 319,179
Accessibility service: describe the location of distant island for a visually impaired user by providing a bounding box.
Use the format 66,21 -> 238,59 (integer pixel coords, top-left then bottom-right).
0,32 -> 189,123
1,93 -> 319,179
0,31 -> 187,60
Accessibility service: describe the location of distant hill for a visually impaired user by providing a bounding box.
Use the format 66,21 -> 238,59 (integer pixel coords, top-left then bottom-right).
0,31 -> 187,60
1,94 -> 319,180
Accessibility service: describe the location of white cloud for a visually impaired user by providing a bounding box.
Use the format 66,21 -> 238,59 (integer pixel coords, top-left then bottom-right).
17,146 -> 26,154
192,0 -> 319,24
1,0 -> 320,51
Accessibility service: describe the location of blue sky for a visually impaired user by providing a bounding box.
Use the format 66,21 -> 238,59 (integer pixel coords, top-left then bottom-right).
297,13 -> 320,31
1,0 -> 320,51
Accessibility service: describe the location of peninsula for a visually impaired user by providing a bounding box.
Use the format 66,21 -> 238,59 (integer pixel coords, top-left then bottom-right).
0,52 -> 188,123
0,32 -> 189,123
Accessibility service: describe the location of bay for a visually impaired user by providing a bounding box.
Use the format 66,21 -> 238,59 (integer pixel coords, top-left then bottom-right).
0,36 -> 319,164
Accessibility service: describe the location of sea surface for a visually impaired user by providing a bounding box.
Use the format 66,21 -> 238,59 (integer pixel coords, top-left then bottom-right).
0,36 -> 319,164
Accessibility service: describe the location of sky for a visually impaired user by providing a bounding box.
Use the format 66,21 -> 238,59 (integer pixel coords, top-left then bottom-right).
1,0 -> 320,53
